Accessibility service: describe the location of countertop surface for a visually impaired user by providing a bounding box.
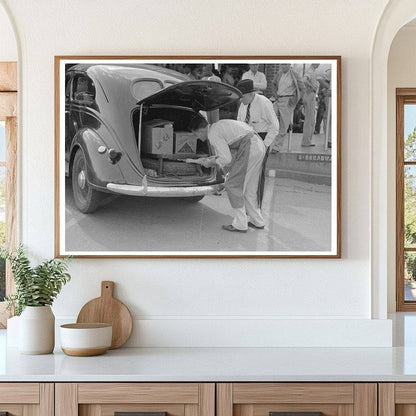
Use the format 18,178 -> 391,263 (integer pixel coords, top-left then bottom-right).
2,330 -> 416,382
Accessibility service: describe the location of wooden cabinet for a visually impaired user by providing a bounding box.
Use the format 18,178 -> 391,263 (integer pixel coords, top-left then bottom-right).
55,383 -> 215,416
379,383 -> 416,416
0,381 -> 383,416
217,383 -> 377,416
0,383 -> 53,416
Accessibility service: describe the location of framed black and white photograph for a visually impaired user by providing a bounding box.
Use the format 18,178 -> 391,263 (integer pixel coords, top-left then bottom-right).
55,56 -> 341,258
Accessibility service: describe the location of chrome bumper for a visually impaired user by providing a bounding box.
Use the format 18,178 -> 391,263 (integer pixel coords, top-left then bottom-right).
106,182 -> 222,197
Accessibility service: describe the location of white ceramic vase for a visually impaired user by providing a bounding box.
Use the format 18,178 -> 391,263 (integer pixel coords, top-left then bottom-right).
19,306 -> 55,354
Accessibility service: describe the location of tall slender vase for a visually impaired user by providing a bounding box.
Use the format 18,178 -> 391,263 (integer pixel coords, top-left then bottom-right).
19,306 -> 55,354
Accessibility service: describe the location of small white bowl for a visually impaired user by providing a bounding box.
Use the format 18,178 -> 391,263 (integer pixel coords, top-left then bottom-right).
60,323 -> 112,356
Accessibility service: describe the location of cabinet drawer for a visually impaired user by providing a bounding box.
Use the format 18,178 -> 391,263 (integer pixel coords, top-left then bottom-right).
0,383 -> 53,416
217,383 -> 376,416
56,383 -> 215,416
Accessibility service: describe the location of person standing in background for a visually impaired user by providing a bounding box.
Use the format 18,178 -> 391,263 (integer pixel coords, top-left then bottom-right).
314,86 -> 327,134
188,65 -> 203,80
222,65 -> 235,86
321,69 -> 332,148
202,64 -> 221,124
301,63 -> 320,147
271,64 -> 305,152
202,64 -> 221,82
236,79 -> 279,204
236,79 -> 279,148
242,64 -> 267,94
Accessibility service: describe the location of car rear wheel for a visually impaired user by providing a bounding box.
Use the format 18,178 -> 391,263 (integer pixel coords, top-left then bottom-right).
72,148 -> 103,213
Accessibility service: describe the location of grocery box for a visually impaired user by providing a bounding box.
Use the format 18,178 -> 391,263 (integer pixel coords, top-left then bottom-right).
174,131 -> 198,155
142,119 -> 174,154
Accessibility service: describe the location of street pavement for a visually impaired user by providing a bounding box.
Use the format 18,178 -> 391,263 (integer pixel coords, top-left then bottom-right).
64,175 -> 332,253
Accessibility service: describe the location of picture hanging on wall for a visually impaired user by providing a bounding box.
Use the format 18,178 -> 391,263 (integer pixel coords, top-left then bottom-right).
55,56 -> 341,258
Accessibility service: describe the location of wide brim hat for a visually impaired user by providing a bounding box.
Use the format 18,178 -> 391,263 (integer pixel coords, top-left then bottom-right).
236,79 -> 256,95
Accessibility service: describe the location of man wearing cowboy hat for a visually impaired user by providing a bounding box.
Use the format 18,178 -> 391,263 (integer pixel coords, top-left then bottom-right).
236,79 -> 279,148
236,79 -> 279,205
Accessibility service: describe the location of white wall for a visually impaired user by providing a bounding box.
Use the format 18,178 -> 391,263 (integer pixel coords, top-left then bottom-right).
0,4 -> 16,61
387,25 -> 416,312
0,0 -> 393,346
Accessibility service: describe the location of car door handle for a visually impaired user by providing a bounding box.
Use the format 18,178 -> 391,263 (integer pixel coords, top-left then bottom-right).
115,412 -> 168,416
270,413 -> 324,416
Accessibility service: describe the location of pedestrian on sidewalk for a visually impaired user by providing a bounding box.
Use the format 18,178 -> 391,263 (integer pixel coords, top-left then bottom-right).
271,64 -> 305,152
188,117 -> 266,233
301,63 -> 320,147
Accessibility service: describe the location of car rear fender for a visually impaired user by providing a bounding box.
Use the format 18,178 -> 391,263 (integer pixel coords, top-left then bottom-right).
70,129 -> 125,189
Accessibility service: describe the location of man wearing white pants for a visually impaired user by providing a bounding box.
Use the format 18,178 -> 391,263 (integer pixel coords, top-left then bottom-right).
189,117 -> 266,232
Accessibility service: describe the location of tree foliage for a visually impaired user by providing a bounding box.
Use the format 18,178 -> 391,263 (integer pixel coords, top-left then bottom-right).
405,126 -> 416,280
1,245 -> 71,315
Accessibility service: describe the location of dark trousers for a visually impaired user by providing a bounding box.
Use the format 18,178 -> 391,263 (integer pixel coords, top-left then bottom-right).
315,101 -> 326,134
257,132 -> 268,207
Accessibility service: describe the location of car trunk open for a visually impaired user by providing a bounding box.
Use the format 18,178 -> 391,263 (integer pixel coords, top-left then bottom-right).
132,81 -> 241,185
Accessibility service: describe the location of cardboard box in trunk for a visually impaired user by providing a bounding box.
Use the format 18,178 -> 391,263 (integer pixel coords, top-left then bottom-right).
174,131 -> 197,155
142,119 -> 174,154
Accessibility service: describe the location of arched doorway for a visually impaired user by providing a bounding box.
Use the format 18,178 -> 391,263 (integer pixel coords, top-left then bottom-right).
371,0 -> 416,319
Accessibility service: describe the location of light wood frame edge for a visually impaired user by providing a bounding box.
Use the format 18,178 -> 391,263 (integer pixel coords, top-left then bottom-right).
0,61 -> 18,328
54,55 -> 342,259
397,93 -> 405,311
353,384 -> 377,416
217,383 -> 233,416
55,383 -> 78,416
379,383 -> 395,416
54,56 -> 61,259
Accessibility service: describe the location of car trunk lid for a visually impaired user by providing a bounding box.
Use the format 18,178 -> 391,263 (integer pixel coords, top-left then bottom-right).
136,80 -> 242,111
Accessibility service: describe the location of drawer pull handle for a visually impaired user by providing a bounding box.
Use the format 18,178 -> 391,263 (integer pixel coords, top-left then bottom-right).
270,413 -> 324,416
115,413 -> 168,416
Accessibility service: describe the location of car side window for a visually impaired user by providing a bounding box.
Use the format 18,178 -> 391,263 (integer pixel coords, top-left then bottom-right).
131,79 -> 163,101
65,74 -> 71,102
73,74 -> 96,104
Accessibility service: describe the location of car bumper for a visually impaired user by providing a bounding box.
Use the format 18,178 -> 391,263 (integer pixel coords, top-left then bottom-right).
106,182 -> 223,197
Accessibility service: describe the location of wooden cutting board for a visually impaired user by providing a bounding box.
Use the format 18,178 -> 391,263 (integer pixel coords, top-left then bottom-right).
76,281 -> 133,349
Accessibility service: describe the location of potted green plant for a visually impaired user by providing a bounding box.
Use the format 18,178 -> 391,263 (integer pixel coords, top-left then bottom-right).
1,245 -> 71,354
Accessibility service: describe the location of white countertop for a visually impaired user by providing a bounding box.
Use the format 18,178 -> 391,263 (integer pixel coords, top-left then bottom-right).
2,328 -> 416,382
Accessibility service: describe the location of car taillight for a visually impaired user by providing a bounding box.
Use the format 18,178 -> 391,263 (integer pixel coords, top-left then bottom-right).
108,148 -> 122,164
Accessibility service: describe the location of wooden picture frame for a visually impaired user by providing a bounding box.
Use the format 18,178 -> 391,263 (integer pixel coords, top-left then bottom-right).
55,56 -> 341,258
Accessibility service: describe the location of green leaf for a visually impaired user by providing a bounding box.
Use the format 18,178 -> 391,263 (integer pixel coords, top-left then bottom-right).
5,245 -> 71,314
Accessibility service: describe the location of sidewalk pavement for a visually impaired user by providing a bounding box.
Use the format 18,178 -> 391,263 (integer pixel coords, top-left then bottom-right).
266,132 -> 333,185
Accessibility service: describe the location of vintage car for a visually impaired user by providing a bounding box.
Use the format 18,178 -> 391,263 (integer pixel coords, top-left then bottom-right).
65,64 -> 242,213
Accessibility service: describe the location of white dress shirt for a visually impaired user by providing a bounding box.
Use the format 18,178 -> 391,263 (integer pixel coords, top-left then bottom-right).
242,70 -> 267,92
202,74 -> 221,82
277,71 -> 297,96
237,94 -> 279,147
208,120 -> 255,169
